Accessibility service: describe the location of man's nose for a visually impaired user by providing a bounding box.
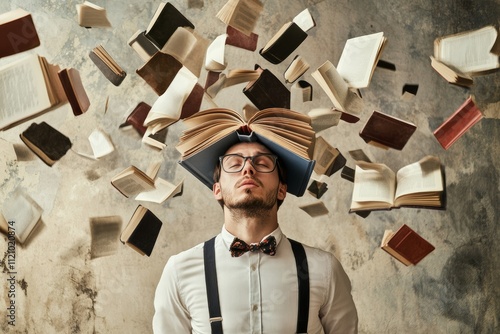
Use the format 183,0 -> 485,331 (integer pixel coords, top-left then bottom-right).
241,157 -> 256,175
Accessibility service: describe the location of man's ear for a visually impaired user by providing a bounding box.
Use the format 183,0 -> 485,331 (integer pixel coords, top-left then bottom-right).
213,182 -> 222,200
277,182 -> 287,201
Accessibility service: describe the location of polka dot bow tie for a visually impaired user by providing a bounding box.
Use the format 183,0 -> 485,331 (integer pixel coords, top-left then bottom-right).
229,236 -> 277,257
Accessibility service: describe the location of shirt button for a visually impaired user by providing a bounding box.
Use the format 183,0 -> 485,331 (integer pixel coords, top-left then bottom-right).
250,264 -> 256,271
252,304 -> 258,311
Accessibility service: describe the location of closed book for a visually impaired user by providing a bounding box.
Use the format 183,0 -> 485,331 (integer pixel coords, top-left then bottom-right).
0,8 -> 40,58
225,25 -> 258,51
120,205 -> 163,257
381,224 -> 435,266
243,66 -> 291,110
89,45 -> 127,86
120,102 -> 152,136
19,122 -> 72,166
433,96 -> 483,150
359,111 -> 417,150
136,52 -> 183,95
57,67 -> 90,116
128,30 -> 159,61
259,22 -> 307,64
145,2 -> 195,49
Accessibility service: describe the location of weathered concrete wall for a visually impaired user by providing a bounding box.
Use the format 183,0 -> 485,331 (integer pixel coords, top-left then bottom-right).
0,0 -> 498,333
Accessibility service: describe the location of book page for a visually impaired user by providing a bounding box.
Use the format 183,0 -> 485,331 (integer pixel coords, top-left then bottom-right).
311,60 -> 350,112
351,163 -> 396,204
205,34 -> 227,71
395,156 -> 443,199
337,32 -> 385,88
217,0 -> 263,36
292,8 -> 315,32
161,27 -> 197,63
1,189 -> 43,243
0,54 -> 52,129
135,178 -> 183,203
436,25 -> 499,73
145,66 -> 198,128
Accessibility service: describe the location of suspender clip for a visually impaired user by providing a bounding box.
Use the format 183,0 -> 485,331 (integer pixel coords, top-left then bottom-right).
209,317 -> 223,323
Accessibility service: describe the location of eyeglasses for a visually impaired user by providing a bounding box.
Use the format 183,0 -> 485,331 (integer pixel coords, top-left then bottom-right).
219,154 -> 278,173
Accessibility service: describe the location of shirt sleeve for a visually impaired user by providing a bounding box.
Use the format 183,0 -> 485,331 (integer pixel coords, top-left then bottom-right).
320,253 -> 359,334
152,255 -> 192,334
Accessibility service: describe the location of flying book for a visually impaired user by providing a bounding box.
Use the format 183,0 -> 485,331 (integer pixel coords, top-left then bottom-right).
350,155 -> 445,212
381,224 -> 435,266
0,8 -> 40,58
0,54 -> 69,130
144,2 -> 195,49
430,56 -> 473,87
307,108 -> 342,133
19,121 -> 72,166
111,165 -> 156,198
433,25 -> 499,75
205,33 -> 228,71
120,205 -> 163,257
57,67 -> 91,115
259,8 -> 315,64
76,1 -> 111,28
128,29 -> 158,62
89,45 -> 127,86
336,32 -> 387,88
89,215 -> 122,259
216,0 -> 263,36
284,55 -> 310,84
176,107 -> 316,197
0,188 -> 43,244
359,110 -> 417,150
307,180 -> 328,199
299,201 -> 329,218
136,52 -> 183,95
433,96 -> 483,150
243,65 -> 291,110
225,25 -> 258,51
119,101 -> 152,136
311,60 -> 364,121
313,136 -> 346,177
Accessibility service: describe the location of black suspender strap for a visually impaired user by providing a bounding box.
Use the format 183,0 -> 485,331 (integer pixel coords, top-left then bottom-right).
203,237 -> 310,334
203,237 -> 223,334
289,238 -> 310,334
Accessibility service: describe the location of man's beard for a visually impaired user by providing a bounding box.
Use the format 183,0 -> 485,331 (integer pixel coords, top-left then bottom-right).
222,187 -> 278,218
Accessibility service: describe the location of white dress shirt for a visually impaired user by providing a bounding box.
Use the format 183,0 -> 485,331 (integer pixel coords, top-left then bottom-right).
153,225 -> 358,334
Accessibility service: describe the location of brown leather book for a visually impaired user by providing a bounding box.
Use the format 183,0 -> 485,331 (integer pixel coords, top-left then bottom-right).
119,102 -> 152,136
225,25 -> 258,51
0,9 -> 40,58
381,224 -> 435,266
57,68 -> 90,116
136,52 -> 183,95
180,83 -> 204,119
359,110 -> 417,150
89,45 -> 127,86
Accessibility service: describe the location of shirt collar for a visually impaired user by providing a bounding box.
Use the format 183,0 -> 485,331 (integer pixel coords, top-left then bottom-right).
221,225 -> 283,250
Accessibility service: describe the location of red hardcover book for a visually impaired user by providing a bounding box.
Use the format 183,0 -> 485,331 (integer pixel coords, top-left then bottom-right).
381,224 -> 435,266
433,96 -> 483,150
0,9 -> 40,58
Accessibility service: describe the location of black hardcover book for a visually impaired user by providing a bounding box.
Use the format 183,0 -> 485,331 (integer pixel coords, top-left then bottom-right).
121,205 -> 163,257
259,22 -> 307,64
243,66 -> 291,110
145,2 -> 195,49
20,122 -> 72,166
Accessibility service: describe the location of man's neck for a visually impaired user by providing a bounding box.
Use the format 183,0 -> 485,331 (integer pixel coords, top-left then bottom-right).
224,207 -> 279,244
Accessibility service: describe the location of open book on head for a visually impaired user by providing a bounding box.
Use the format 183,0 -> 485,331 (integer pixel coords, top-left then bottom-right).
349,155 -> 446,212
176,107 -> 316,196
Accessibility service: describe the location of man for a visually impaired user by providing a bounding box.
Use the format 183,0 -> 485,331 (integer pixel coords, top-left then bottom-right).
153,140 -> 358,333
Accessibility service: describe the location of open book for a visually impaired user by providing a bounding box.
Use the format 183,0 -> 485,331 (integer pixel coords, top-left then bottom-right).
216,0 -> 263,36
0,188 -> 43,244
350,156 -> 445,212
76,1 -> 111,28
433,25 -> 499,75
176,108 -> 316,196
336,32 -> 387,88
311,60 -> 364,120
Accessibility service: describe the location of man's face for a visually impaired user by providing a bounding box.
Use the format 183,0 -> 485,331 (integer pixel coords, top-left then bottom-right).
213,142 -> 286,212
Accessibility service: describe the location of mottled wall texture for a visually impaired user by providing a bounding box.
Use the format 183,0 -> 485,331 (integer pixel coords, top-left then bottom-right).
0,0 -> 498,333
